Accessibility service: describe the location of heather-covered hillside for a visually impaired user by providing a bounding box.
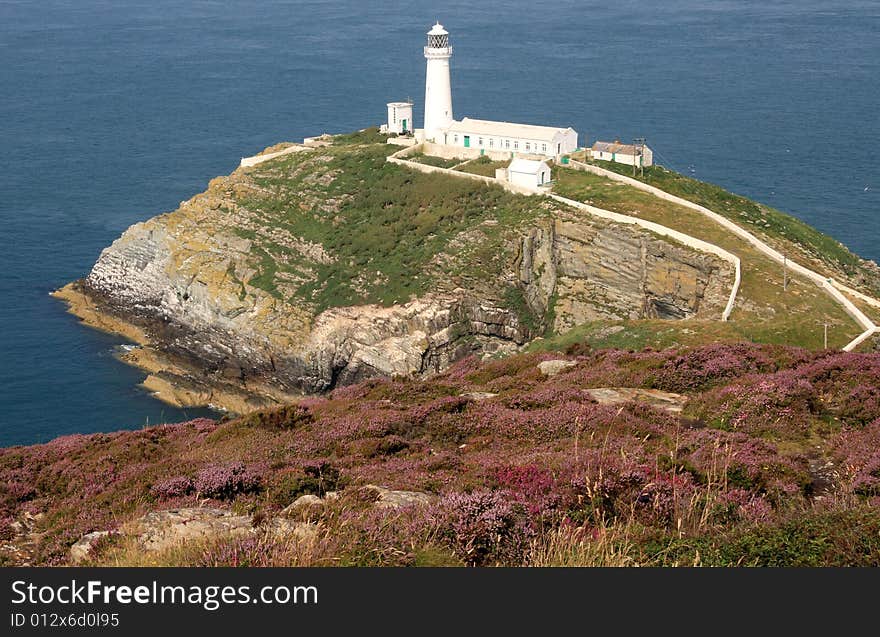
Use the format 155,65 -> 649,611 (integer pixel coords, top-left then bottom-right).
3,343 -> 880,567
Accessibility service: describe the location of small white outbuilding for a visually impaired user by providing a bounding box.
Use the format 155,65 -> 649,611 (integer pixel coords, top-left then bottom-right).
507,158 -> 551,189
590,141 -> 653,167
386,101 -> 414,135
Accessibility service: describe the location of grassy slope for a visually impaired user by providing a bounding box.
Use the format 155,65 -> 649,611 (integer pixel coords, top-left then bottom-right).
235,130 -> 548,312
454,156 -> 511,177
549,165 -> 862,350
196,129 -> 874,353
570,153 -> 879,294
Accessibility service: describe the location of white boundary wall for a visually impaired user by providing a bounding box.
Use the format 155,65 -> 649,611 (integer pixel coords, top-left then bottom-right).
240,144 -> 310,168
567,159 -> 879,350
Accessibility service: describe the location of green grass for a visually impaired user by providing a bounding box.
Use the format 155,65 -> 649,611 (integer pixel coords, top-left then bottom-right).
642,507 -> 880,567
454,156 -> 510,177
234,142 -> 550,312
407,152 -> 461,169
551,166 -> 861,349
330,127 -> 390,146
572,154 -> 877,293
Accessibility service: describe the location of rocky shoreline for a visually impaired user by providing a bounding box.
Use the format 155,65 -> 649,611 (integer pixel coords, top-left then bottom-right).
53,282 -> 301,412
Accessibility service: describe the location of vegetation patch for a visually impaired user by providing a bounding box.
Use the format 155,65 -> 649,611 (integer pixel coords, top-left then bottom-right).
237,141 -> 549,311
6,343 -> 880,566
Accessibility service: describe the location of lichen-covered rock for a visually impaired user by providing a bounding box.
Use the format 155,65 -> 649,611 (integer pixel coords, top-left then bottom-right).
537,360 -> 577,377
585,387 -> 688,413
280,494 -> 323,517
69,530 -> 114,564
362,485 -> 433,509
123,508 -> 254,552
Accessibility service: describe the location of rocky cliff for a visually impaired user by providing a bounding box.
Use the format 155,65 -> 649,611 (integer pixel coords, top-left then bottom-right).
57,132 -> 729,411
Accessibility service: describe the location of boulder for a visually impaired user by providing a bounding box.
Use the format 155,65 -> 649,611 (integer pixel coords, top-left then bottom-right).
461,391 -> 498,401
281,494 -> 323,515
362,485 -> 433,509
263,519 -> 319,542
123,508 -> 254,552
584,387 -> 687,413
69,531 -> 113,565
537,359 -> 577,377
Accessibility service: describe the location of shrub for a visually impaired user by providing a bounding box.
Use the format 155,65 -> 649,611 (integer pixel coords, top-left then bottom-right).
268,462 -> 343,507
241,404 -> 313,430
198,536 -> 277,567
194,463 -> 262,500
433,491 -> 533,566
150,476 -> 194,500
0,517 -> 15,542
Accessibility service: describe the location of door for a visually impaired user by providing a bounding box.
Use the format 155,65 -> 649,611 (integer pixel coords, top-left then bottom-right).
464,135 -> 470,148
402,119 -> 407,132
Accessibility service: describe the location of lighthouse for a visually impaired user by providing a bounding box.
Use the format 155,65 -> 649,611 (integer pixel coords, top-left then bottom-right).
423,22 -> 453,143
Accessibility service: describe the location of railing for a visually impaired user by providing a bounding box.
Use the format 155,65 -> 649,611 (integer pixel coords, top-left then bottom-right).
424,46 -> 452,58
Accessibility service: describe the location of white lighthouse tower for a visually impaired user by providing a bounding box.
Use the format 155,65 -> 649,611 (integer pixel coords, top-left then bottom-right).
423,22 -> 454,143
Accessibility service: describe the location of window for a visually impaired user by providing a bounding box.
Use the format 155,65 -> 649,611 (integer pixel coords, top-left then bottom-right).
489,139 -> 494,148
454,135 -> 458,143
478,137 -> 484,146
513,140 -> 519,150
505,139 -> 510,149
542,143 -> 547,153
525,142 -> 530,152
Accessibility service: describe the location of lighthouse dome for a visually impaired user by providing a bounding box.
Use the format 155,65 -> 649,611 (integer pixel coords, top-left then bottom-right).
426,22 -> 450,50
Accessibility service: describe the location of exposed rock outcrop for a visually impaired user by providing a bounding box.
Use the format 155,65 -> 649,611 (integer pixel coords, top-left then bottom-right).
584,387 -> 688,413
123,508 -> 254,552
361,485 -> 433,509
537,359 -> 577,377
69,531 -> 114,564
519,217 -> 731,332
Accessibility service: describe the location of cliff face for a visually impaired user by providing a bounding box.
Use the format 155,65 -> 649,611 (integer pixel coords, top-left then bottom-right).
519,218 -> 728,333
62,137 -> 729,410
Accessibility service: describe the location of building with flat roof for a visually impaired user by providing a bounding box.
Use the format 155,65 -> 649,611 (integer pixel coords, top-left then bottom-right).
385,101 -> 413,135
443,118 -> 578,158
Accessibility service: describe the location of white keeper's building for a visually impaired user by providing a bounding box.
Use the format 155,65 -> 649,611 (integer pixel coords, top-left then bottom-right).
443,118 -> 578,159
386,101 -> 414,135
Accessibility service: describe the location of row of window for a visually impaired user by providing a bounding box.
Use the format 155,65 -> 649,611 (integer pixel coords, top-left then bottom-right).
451,134 -> 549,153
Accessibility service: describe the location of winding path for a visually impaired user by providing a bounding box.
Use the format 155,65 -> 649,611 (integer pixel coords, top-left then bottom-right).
566,159 -> 879,351
388,144 -> 879,350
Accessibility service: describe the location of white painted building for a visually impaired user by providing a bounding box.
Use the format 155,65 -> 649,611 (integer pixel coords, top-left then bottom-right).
590,141 -> 653,167
443,118 -> 578,158
391,23 -> 580,158
386,101 -> 413,135
507,158 -> 551,188
423,23 -> 454,143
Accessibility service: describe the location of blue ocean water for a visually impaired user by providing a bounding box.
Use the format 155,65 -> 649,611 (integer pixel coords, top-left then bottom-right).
1,0 -> 878,446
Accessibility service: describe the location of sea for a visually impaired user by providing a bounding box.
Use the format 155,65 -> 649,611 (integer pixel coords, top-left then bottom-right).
1,0 -> 878,446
